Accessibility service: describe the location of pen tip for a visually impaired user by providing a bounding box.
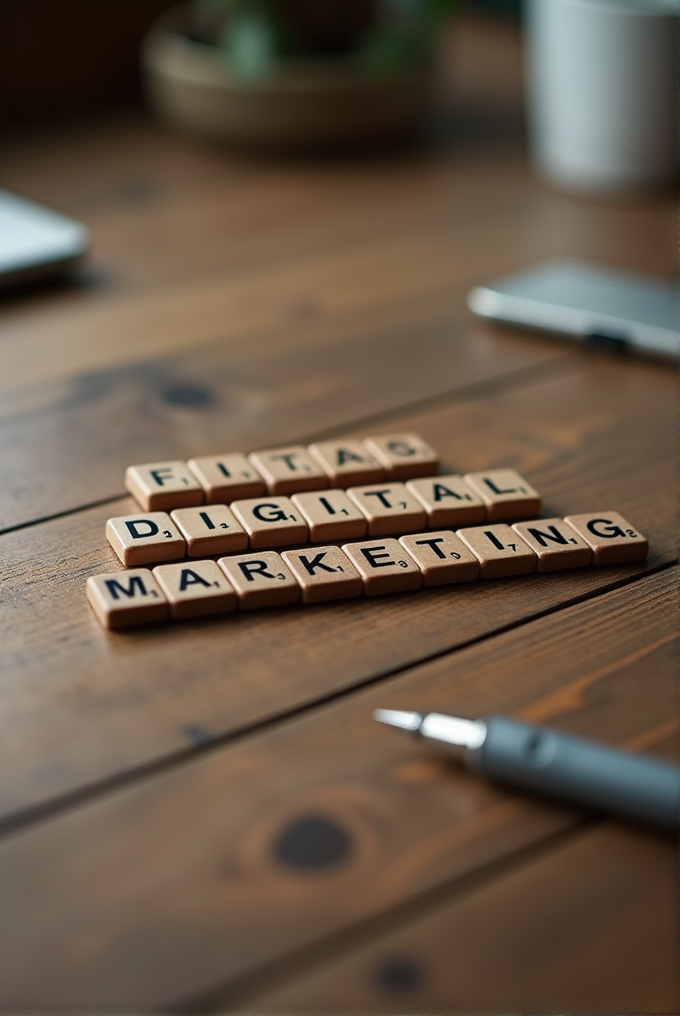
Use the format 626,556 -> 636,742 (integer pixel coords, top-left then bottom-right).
373,709 -> 422,732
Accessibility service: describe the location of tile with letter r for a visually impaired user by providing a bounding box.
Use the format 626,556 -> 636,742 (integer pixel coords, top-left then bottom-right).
463,469 -> 541,521
125,460 -> 204,512
399,530 -> 480,586
307,440 -> 386,487
342,538 -> 422,596
563,512 -> 649,565
231,496 -> 307,549
457,524 -> 537,579
170,505 -> 248,557
218,552 -> 300,610
512,518 -> 592,572
362,433 -> 439,480
281,546 -> 363,604
291,489 -> 367,542
106,512 -> 185,566
248,446 -> 328,495
346,483 -> 427,536
187,453 -> 266,504
406,474 -> 486,528
86,569 -> 169,629
153,559 -> 237,620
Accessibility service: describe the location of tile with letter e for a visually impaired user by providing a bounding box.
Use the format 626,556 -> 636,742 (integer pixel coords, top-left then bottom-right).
218,552 -> 300,610
248,446 -> 328,495
342,538 -> 422,596
106,512 -> 185,566
125,461 -> 204,512
406,475 -> 486,528
86,569 -> 169,629
281,546 -> 363,604
153,559 -> 237,620
308,440 -> 386,487
170,505 -> 248,557
363,433 -> 439,480
512,518 -> 592,572
562,512 -> 649,565
187,453 -> 266,503
457,524 -> 537,578
463,469 -> 541,521
291,489 -> 367,542
231,496 -> 307,549
399,530 -> 480,586
346,483 -> 427,536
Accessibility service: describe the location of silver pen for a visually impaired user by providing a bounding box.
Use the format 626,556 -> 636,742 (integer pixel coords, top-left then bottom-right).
374,709 -> 680,830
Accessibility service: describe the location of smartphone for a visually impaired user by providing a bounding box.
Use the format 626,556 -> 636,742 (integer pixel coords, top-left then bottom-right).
0,188 -> 90,290
468,258 -> 678,361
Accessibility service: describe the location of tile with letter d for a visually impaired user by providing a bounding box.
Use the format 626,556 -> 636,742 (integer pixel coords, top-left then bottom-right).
457,524 -> 537,579
231,496 -> 307,549
291,489 -> 367,542
406,475 -> 486,528
248,446 -> 328,495
153,559 -> 237,620
562,512 -> 649,565
125,461 -> 204,512
308,440 -> 386,487
342,538 -> 422,596
106,512 -> 185,566
281,546 -> 363,604
218,552 -> 300,610
170,505 -> 248,557
346,483 -> 427,536
399,531 -> 480,586
86,569 -> 169,629
187,453 -> 266,503
512,518 -> 592,571
363,433 -> 439,480
464,469 -> 541,521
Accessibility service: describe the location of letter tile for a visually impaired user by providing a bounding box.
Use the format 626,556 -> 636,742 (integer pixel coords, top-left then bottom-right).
248,446 -> 328,495
464,469 -> 541,521
125,461 -> 204,511
512,518 -> 592,572
230,496 -> 307,549
187,453 -> 266,503
562,512 -> 649,565
342,539 -> 422,596
218,552 -> 300,609
406,475 -> 486,528
170,505 -> 248,557
363,433 -> 440,480
153,559 -> 237,620
291,490 -> 367,542
346,483 -> 427,536
399,531 -> 480,586
86,569 -> 169,629
308,440 -> 386,487
281,546 -> 363,604
457,524 -> 537,578
106,512 -> 185,566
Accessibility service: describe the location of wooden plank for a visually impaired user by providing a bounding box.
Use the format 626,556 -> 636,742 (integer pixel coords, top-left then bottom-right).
0,569 -> 673,1011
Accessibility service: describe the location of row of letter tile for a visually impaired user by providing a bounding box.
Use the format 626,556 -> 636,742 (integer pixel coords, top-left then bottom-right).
88,512 -> 649,628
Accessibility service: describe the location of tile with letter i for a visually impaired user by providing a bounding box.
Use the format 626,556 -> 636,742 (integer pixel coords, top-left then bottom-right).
291,489 -> 367,542
218,552 -> 300,609
346,483 -> 427,536
362,433 -> 439,480
125,461 -> 204,511
342,538 -> 422,596
464,469 -> 541,521
562,512 -> 649,565
248,446 -> 328,495
187,453 -> 266,503
153,560 -> 237,620
106,512 -> 185,566
511,518 -> 592,571
231,496 -> 307,549
406,475 -> 486,528
308,440 -> 386,487
457,524 -> 537,578
86,569 -> 169,629
170,505 -> 248,557
399,531 -> 480,586
281,547 -> 363,604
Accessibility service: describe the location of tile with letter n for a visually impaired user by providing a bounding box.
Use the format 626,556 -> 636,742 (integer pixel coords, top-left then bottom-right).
457,524 -> 537,578
125,461 -> 204,512
563,512 -> 649,565
106,512 -> 185,566
281,547 -> 363,604
307,440 -> 386,487
406,474 -> 486,528
291,489 -> 367,543
464,469 -> 541,521
86,569 -> 169,629
187,453 -> 266,504
217,552 -> 300,610
512,518 -> 592,572
230,496 -> 307,549
399,530 -> 480,586
346,483 -> 427,537
248,446 -> 328,495
342,538 -> 422,596
363,433 -> 439,480
153,560 -> 237,620
170,505 -> 248,557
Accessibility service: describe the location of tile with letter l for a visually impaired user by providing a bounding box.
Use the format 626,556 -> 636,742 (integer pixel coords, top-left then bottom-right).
464,469 -> 541,521
342,538 -> 422,596
406,474 -> 486,528
125,461 -> 204,511
308,440 -> 386,487
231,496 -> 307,549
511,518 -> 592,572
563,512 -> 649,565
281,546 -> 363,604
291,490 -> 367,542
170,505 -> 248,557
153,559 -> 237,620
248,446 -> 328,495
106,512 -> 185,566
187,453 -> 266,503
399,530 -> 480,586
457,524 -> 537,578
218,552 -> 300,610
363,433 -> 439,480
86,569 -> 169,629
346,483 -> 427,536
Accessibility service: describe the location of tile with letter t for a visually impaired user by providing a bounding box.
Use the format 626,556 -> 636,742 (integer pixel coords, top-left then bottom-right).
406,475 -> 486,528
86,569 -> 169,629
218,552 -> 300,610
187,453 -> 266,504
464,469 -> 541,521
512,518 -> 592,571
342,538 -> 422,596
291,489 -> 367,542
170,505 -> 248,557
347,483 -> 427,536
363,433 -> 439,480
248,446 -> 328,495
153,559 -> 237,620
563,512 -> 649,565
282,546 -> 363,604
106,512 -> 185,566
125,461 -> 204,511
399,531 -> 480,586
457,524 -> 537,578
231,496 -> 307,549
308,440 -> 386,487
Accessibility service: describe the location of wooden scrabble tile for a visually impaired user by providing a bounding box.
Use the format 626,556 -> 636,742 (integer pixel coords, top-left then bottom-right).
346,483 -> 427,536
281,546 -> 363,604
248,446 -> 328,495
512,518 -> 592,572
86,569 -> 169,629
291,490 -> 367,542
307,440 -> 386,487
106,512 -> 185,566
218,552 -> 300,610
362,433 -> 439,480
464,469 -> 541,521
562,512 -> 649,565
187,453 -> 266,503
153,559 -> 237,620
170,505 -> 248,557
342,538 -> 422,596
230,496 -> 307,549
399,530 -> 480,586
125,461 -> 204,511
457,524 -> 537,578
406,475 -> 486,528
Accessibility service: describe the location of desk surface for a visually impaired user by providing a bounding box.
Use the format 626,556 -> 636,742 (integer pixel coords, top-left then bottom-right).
0,15 -> 676,1013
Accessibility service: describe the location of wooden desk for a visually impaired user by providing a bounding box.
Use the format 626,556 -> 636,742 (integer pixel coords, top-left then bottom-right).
0,16 -> 676,1013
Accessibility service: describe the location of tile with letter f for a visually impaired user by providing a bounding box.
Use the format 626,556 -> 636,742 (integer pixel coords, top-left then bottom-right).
282,546 -> 363,604
125,461 -> 204,512
457,524 -> 537,578
106,512 -> 185,566
86,569 -> 169,629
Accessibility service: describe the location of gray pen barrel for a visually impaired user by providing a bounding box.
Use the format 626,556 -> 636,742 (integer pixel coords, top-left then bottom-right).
473,717 -> 679,830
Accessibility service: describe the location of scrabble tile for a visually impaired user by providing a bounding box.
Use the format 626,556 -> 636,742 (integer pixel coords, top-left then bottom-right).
406,475 -> 486,528
457,524 -> 537,578
399,530 -> 480,586
307,440 -> 386,487
187,453 -> 266,503
464,469 -> 541,521
248,446 -> 328,495
230,496 -> 307,549
562,512 -> 649,565
218,552 -> 300,609
170,505 -> 248,557
362,433 -> 439,480
281,546 -> 363,604
86,569 -> 169,629
153,559 -> 237,620
125,461 -> 204,511
291,490 -> 367,542
342,538 -> 422,596
346,483 -> 427,536
511,518 -> 592,572
106,512 -> 185,566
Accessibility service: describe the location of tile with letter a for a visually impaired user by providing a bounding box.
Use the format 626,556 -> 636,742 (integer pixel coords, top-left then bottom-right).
342,538 -> 422,596
218,552 -> 300,610
86,569 -> 169,629
291,489 -> 367,542
125,461 -> 204,512
406,475 -> 486,528
308,440 -> 386,487
399,531 -> 480,586
512,518 -> 592,572
563,512 -> 649,565
106,512 -> 185,566
282,547 -> 363,604
231,496 -> 307,549
457,524 -> 537,579
346,483 -> 427,536
187,453 -> 266,503
248,446 -> 328,495
464,469 -> 541,521
170,505 -> 248,557
153,559 -> 237,620
362,433 -> 439,480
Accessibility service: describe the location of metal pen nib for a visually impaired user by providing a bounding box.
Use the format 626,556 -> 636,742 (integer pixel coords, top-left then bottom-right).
373,709 -> 487,761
